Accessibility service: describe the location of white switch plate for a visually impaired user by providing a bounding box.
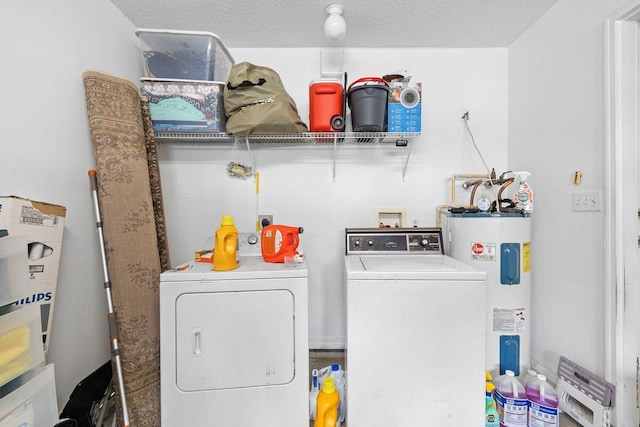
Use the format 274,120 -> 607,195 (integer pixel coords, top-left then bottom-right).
572,191 -> 601,212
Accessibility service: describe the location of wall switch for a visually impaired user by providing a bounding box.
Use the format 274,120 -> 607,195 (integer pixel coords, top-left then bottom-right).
572,191 -> 601,212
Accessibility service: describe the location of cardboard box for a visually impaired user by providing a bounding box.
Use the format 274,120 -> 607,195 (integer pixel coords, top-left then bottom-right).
387,82 -> 422,133
0,235 -> 28,308
0,196 -> 66,353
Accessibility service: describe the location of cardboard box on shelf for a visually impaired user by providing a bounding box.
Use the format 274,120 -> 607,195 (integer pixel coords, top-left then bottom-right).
387,82 -> 422,133
0,196 -> 66,353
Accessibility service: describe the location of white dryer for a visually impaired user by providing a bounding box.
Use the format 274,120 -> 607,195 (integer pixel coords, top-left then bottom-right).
344,228 -> 487,426
159,233 -> 309,426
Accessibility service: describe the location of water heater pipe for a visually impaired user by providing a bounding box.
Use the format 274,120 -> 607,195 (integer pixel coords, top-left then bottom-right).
450,173 -> 490,207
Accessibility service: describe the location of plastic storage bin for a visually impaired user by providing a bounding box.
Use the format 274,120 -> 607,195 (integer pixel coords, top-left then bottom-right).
0,304 -> 45,388
140,78 -> 226,132
136,28 -> 234,82
0,364 -> 58,427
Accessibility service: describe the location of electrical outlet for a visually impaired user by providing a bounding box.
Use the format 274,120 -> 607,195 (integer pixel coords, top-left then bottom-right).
258,214 -> 273,228
572,191 -> 601,212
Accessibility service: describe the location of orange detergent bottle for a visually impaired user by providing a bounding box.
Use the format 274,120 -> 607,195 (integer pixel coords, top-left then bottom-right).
315,377 -> 340,427
213,215 -> 239,271
261,225 -> 303,263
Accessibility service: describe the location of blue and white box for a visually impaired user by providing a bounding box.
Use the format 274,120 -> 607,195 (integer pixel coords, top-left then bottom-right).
387,82 -> 422,133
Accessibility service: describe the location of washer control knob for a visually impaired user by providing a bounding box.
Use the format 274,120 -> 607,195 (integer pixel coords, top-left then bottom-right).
353,239 -> 361,248
420,238 -> 430,247
247,234 -> 259,245
368,239 -> 374,246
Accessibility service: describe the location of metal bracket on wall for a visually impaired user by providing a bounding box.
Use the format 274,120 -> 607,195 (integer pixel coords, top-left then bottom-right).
243,136 -> 256,175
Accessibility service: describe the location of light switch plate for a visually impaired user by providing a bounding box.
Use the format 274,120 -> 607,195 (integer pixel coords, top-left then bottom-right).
572,191 -> 601,212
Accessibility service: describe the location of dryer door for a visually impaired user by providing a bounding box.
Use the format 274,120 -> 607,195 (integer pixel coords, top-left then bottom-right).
175,288 -> 295,391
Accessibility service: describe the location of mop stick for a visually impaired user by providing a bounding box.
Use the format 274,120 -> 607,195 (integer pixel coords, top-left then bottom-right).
88,170 -> 131,427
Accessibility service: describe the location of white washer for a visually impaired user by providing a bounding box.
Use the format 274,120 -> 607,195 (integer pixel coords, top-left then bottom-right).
344,228 -> 487,426
160,233 -> 308,426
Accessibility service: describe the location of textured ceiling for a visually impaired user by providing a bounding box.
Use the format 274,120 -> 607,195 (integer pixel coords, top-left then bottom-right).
110,0 -> 558,48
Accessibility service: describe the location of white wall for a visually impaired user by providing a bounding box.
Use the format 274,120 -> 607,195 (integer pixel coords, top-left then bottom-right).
2,0 -> 634,419
0,1 -> 510,410
0,0 -> 140,409
508,0 -> 627,380
159,47 -> 509,348
4,0 -> 621,416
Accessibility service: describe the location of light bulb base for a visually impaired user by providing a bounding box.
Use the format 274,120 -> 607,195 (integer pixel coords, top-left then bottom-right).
325,4 -> 343,15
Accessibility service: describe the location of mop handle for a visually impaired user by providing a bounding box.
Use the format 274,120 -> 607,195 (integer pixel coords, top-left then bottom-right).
88,170 -> 131,427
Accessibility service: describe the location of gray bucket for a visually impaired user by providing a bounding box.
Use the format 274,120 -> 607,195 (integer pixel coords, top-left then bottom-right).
347,77 -> 389,132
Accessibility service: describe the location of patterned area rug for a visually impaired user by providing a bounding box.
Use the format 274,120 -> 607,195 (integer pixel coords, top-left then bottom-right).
82,70 -> 170,426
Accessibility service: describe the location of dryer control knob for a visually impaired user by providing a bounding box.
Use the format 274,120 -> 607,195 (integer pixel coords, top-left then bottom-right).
420,238 -> 429,247
368,240 -> 374,246
247,234 -> 259,245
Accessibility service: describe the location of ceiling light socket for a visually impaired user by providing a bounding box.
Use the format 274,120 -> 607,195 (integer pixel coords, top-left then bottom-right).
324,4 -> 346,41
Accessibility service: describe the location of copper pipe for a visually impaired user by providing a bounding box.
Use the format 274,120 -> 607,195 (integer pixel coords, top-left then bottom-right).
497,177 -> 515,211
450,173 -> 490,206
469,180 -> 484,207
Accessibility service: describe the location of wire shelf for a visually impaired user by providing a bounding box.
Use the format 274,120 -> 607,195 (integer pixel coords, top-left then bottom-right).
154,131 -> 420,145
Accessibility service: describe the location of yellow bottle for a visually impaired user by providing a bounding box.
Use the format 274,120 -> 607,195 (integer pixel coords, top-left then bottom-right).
315,377 -> 340,427
213,215 -> 239,271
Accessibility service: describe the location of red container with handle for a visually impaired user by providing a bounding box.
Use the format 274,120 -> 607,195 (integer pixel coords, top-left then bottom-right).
309,78 -> 345,132
261,225 -> 304,263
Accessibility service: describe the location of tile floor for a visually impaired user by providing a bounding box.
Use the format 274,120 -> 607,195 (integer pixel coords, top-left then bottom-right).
309,350 -> 581,427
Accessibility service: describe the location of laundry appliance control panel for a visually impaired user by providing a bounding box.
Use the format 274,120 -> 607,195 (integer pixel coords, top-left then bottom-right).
345,227 -> 443,255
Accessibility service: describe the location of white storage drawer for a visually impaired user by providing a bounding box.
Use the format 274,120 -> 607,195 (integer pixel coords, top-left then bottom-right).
0,364 -> 58,427
0,305 -> 44,388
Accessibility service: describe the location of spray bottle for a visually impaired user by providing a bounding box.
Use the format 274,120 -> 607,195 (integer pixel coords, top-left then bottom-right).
310,369 -> 319,420
485,371 -> 499,427
512,171 -> 533,214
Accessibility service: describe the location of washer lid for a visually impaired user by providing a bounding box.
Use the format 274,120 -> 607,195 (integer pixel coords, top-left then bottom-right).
345,255 -> 486,281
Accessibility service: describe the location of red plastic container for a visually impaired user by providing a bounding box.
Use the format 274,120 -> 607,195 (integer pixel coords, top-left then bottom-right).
309,79 -> 345,132
261,225 -> 303,263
